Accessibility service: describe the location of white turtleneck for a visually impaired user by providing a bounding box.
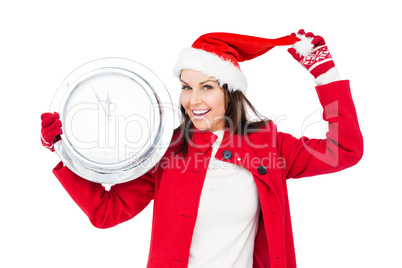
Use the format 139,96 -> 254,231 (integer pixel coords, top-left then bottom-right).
188,130 -> 261,268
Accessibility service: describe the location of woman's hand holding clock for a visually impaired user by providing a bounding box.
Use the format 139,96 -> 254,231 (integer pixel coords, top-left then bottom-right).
41,112 -> 62,152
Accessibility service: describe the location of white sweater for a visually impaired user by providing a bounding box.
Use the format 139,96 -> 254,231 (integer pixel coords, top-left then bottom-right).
188,130 -> 261,268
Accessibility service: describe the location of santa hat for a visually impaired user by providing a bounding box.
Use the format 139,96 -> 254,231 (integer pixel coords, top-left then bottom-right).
173,32 -> 300,93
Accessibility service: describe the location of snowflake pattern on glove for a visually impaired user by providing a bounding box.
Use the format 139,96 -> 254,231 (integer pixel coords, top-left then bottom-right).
302,45 -> 333,72
41,134 -> 56,152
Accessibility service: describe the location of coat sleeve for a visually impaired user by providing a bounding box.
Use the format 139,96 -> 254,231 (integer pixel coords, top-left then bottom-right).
53,161 -> 155,229
276,80 -> 363,179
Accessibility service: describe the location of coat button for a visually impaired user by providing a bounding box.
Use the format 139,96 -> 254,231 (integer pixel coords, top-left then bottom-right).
257,165 -> 267,175
222,150 -> 232,160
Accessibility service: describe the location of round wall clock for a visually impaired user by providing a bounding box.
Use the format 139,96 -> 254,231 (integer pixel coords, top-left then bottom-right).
50,57 -> 175,184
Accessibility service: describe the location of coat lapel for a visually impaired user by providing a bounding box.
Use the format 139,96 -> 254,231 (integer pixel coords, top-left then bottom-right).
189,126 -> 219,153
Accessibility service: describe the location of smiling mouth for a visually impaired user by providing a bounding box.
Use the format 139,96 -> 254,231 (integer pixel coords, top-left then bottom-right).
192,109 -> 211,118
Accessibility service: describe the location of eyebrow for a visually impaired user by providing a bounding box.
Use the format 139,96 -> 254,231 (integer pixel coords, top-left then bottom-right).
180,79 -> 218,85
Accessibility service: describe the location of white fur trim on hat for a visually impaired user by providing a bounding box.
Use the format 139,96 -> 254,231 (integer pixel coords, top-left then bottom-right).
292,34 -> 314,57
173,47 -> 248,93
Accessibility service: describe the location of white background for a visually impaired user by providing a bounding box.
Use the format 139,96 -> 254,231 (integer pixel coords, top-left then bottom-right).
1,0 -> 401,267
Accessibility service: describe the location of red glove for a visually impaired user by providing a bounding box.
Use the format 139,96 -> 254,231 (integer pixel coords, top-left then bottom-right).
288,29 -> 335,78
41,112 -> 62,152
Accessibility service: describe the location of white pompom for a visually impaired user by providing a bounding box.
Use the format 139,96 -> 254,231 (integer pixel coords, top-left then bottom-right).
292,34 -> 314,57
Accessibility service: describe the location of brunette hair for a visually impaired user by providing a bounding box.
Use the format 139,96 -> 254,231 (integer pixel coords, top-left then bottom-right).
172,83 -> 269,158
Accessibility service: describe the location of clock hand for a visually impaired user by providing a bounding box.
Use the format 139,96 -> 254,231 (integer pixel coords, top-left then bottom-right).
105,90 -> 112,114
105,90 -> 113,121
91,86 -> 110,117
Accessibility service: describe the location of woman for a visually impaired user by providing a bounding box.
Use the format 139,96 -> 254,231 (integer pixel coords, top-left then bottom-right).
41,30 -> 363,268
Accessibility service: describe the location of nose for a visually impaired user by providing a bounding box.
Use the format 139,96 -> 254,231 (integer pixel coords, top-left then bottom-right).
189,90 -> 202,106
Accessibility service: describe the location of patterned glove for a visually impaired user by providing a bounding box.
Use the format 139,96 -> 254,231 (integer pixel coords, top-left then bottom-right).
41,112 -> 62,152
288,29 -> 335,78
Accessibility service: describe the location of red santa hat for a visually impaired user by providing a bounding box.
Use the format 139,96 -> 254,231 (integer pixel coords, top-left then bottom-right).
173,32 -> 300,93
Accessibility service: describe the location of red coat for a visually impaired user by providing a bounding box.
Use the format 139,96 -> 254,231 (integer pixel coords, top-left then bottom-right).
53,80 -> 363,268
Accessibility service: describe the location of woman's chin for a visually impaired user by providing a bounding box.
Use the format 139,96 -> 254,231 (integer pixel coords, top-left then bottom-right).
191,120 -> 211,131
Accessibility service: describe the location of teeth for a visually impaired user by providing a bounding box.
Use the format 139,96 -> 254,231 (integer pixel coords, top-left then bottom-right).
193,109 -> 210,115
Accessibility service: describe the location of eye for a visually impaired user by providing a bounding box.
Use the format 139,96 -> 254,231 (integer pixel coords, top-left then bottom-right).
203,85 -> 213,90
181,85 -> 191,90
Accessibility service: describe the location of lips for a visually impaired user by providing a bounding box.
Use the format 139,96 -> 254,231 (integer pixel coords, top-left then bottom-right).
191,109 -> 211,119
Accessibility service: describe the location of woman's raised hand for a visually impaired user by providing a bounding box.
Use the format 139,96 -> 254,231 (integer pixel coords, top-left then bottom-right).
41,112 -> 62,152
288,29 -> 335,78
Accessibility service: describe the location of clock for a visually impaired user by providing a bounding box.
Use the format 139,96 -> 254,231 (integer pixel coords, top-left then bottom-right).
50,58 -> 175,184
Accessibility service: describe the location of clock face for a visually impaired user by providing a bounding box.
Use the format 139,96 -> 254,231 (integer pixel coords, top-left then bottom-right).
50,58 -> 174,184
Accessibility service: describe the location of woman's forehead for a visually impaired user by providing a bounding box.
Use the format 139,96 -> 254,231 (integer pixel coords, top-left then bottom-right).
180,69 -> 216,82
